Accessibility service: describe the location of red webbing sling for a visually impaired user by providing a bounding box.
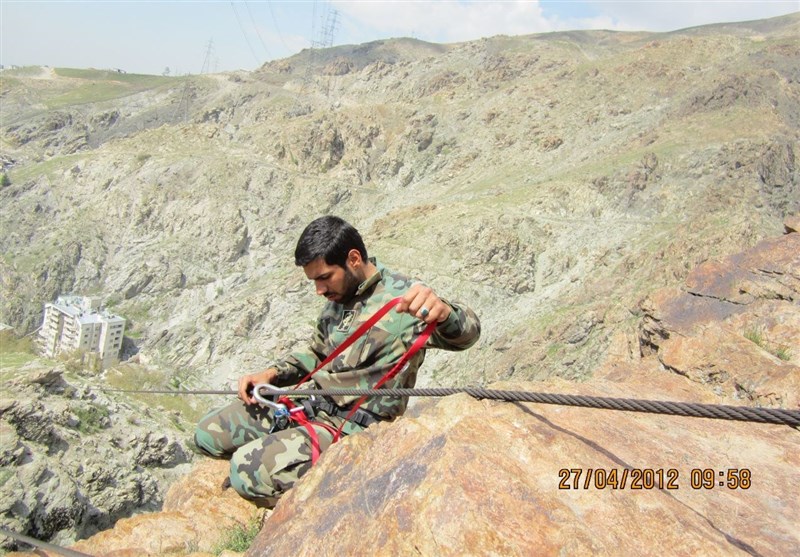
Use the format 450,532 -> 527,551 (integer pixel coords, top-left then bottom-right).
276,296 -> 437,464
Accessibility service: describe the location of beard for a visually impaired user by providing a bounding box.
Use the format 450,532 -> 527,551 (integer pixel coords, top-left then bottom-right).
328,267 -> 361,304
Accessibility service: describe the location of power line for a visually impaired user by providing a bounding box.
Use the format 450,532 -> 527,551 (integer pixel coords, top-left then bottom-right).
266,0 -> 292,53
230,1 -> 261,67
244,1 -> 271,59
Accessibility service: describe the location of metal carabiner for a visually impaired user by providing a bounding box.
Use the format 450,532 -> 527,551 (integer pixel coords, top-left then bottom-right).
253,383 -> 288,412
253,383 -> 316,415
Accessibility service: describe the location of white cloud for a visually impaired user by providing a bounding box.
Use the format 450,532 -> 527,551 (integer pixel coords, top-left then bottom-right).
580,1 -> 800,33
331,0 -> 798,49
333,0 -> 556,45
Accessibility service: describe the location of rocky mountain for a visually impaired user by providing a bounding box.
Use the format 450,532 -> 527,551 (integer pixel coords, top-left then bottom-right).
8,221 -> 798,556
1,12 -> 799,554
2,14 -> 798,389
0,359 -> 196,549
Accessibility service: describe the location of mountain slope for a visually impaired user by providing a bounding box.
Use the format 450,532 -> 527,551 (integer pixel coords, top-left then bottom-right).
1,13 -> 798,390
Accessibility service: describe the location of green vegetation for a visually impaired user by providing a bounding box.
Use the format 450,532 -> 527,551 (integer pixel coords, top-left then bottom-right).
212,517 -> 262,555
6,153 -> 83,185
0,330 -> 38,372
773,345 -> 792,362
0,172 -> 10,188
41,68 -> 177,108
105,363 -> 207,424
743,327 -> 764,347
0,467 -> 14,488
60,349 -> 102,374
744,327 -> 793,362
70,402 -> 110,434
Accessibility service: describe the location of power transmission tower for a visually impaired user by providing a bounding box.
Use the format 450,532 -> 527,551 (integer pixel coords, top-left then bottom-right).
316,8 -> 339,97
201,38 -> 215,74
288,5 -> 339,117
315,7 -> 339,51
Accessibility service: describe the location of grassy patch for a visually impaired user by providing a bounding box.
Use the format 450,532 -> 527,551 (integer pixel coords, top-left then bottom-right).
6,153 -> 84,185
43,68 -> 177,108
744,327 -> 793,361
0,467 -> 14,488
104,364 -> 209,424
212,517 -> 261,555
0,330 -> 39,370
773,345 -> 792,362
743,327 -> 764,347
0,351 -> 37,369
70,402 -> 110,434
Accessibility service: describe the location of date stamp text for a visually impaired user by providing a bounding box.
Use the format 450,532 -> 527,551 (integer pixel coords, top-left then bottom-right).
558,468 -> 751,490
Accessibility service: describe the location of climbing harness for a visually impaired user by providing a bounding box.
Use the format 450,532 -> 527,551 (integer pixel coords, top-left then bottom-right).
256,296 -> 437,463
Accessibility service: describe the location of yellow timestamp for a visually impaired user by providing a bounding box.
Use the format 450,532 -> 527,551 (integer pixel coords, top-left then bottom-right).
558,468 -> 751,490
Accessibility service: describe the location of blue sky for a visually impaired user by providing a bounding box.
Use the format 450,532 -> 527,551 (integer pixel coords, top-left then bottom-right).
1,1 -> 798,76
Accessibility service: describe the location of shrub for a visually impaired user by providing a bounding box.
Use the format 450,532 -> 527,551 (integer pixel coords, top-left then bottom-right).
213,517 -> 261,554
744,327 -> 792,361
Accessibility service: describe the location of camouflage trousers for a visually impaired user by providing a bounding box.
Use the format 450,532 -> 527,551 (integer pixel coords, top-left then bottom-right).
194,399 -> 363,507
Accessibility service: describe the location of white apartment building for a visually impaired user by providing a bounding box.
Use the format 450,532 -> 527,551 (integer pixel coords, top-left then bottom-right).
39,295 -> 126,369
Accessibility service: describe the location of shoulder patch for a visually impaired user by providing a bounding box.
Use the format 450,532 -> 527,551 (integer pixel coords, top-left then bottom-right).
337,309 -> 358,332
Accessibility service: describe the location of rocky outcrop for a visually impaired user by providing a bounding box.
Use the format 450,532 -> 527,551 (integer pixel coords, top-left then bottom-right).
248,371 -> 798,555
0,365 -> 194,550
640,223 -> 800,408
6,459 -> 258,557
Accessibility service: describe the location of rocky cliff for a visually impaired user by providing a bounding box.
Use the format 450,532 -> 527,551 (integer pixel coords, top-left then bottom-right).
2,15 -> 798,391
0,362 -> 195,549
8,221 -> 798,557
1,12 -> 799,555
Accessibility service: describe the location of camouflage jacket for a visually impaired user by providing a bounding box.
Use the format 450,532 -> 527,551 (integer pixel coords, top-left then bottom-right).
271,259 -> 481,419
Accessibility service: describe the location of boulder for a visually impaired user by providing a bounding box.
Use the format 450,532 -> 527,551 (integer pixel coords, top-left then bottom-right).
6,459 -> 258,557
640,227 -> 799,408
249,369 -> 798,556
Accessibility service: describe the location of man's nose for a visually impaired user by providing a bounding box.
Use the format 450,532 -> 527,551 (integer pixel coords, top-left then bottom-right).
315,281 -> 326,295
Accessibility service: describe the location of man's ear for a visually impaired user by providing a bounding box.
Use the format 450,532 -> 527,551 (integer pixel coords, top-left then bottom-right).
346,248 -> 363,268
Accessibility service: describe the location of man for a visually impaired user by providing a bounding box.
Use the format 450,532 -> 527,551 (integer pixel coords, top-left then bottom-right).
195,216 -> 480,506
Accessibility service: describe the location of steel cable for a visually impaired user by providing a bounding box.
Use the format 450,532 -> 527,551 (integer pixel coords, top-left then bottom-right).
104,387 -> 800,427
279,387 -> 800,427
0,527 -> 93,557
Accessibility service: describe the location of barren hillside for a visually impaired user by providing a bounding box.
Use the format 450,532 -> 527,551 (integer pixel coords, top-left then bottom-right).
2,12 -> 798,389
1,12 -> 799,553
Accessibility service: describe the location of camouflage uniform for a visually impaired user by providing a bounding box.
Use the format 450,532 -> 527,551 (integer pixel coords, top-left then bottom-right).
194,259 -> 480,506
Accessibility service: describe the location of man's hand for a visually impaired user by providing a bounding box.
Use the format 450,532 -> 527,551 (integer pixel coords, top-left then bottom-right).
396,283 -> 452,324
238,368 -> 279,405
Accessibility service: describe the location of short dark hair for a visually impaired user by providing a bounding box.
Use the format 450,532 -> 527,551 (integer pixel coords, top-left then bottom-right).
295,216 -> 368,267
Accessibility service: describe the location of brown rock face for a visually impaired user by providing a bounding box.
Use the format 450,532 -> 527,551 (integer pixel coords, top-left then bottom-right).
639,226 -> 800,408
71,459 -> 257,556
249,372 -> 798,556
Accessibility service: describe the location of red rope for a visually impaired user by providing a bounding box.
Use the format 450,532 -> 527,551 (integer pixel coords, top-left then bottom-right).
277,297 -> 434,464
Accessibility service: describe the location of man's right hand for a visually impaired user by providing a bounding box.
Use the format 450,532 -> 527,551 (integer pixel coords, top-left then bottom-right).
238,368 -> 279,405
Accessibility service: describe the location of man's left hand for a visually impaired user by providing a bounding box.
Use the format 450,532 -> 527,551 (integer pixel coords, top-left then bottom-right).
396,283 -> 451,324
